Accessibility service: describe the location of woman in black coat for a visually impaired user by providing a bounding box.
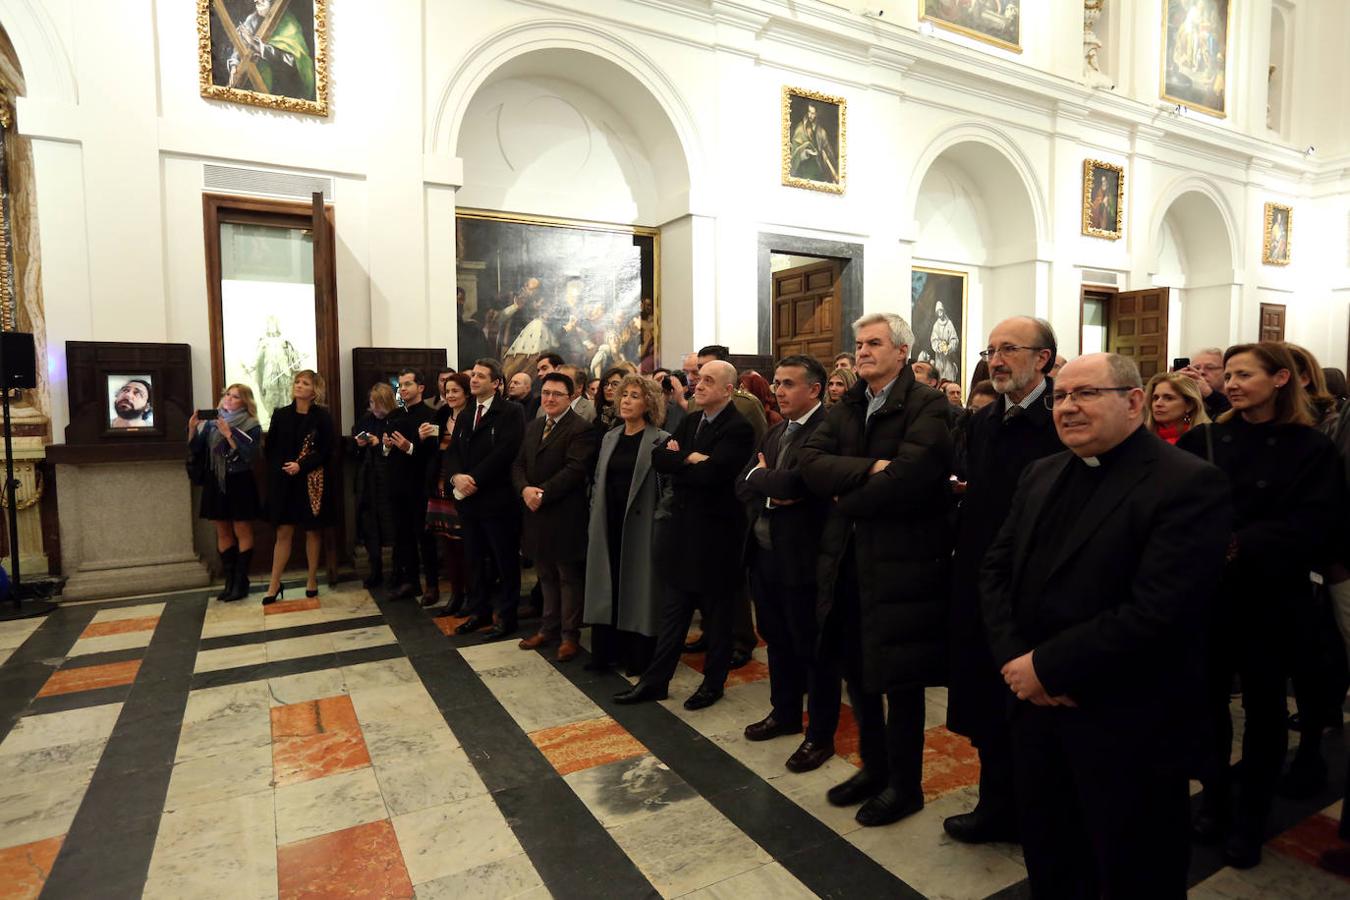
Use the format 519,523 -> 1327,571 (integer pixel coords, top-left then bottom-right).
1177,342 -> 1342,869
264,369 -> 336,603
188,383 -> 263,602
351,382 -> 399,588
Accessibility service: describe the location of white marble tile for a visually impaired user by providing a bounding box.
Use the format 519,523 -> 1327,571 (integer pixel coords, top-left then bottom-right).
413,853 -> 544,899
1190,849 -> 1350,899
263,609 -> 328,630
475,658 -> 600,734
563,754 -> 698,829
267,668 -> 348,707
0,703 -> 123,756
458,640 -> 526,673
144,790 -> 278,900
265,633 -> 335,663
193,643 -> 267,674
90,602 -> 166,623
199,615 -> 266,641
350,685 -> 458,762
0,762 -> 96,847
681,862 -> 816,900
67,629 -> 156,657
0,617 -> 42,649
607,797 -> 771,897
174,708 -> 272,763
164,745 -> 276,811
391,793 -> 524,886
329,624 -> 397,652
706,726 -> 805,783
372,744 -> 488,817
183,681 -> 272,724
341,657 -> 420,693
0,646 -> 15,666
274,765 -> 386,846
765,757 -> 869,837
0,734 -> 108,779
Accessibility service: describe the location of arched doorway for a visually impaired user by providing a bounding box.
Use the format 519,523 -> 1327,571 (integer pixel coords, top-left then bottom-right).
1151,186 -> 1238,359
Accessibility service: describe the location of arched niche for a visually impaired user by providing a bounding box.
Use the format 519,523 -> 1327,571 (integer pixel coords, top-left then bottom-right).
1151,187 -> 1238,356
911,136 -> 1043,381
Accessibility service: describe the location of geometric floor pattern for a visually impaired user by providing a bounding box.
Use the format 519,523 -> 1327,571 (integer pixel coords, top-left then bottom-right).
0,581 -> 1346,899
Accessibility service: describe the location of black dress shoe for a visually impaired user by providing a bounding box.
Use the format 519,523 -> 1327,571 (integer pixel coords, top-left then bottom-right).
392,583 -> 418,601
943,810 -> 1019,844
683,686 -> 723,710
744,714 -> 803,742
454,615 -> 491,635
785,740 -> 835,773
1191,806 -> 1230,845
481,622 -> 516,641
728,648 -> 752,670
827,770 -> 887,807
683,635 -> 707,653
613,682 -> 668,704
1223,829 -> 1262,869
856,788 -> 924,827
419,592 -> 440,609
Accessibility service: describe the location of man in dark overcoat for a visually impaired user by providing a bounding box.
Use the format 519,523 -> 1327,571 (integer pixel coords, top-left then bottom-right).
799,312 -> 953,827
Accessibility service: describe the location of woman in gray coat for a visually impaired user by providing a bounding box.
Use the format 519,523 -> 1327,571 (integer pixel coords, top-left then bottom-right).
584,374 -> 671,675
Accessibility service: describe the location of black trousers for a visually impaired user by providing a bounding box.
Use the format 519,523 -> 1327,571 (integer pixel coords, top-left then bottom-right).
391,490 -> 436,590
644,583 -> 733,693
460,510 -> 522,625
1012,704 -> 1190,900
972,732 -> 1017,825
749,548 -> 841,745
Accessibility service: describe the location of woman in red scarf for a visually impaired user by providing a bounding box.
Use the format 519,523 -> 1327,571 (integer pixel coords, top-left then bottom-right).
1145,371 -> 1210,443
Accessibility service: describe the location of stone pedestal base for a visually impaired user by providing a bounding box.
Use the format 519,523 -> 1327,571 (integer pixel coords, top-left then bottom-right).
53,455 -> 208,601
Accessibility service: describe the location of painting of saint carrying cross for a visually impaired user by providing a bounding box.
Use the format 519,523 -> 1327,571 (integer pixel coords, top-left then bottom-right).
198,0 -> 330,117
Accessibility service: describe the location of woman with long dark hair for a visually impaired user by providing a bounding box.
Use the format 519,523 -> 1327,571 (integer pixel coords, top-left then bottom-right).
425,372 -> 472,613
189,383 -> 262,602
264,369 -> 335,604
592,366 -> 627,434
1178,342 -> 1341,869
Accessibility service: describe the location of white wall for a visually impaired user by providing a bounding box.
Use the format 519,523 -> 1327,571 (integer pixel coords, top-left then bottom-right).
2,0 -> 1347,442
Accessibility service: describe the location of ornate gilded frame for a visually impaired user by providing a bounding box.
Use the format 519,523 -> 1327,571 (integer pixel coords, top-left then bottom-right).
1081,159 -> 1125,240
455,208 -> 662,372
1262,201 -> 1292,266
781,86 -> 847,195
920,0 -> 1022,54
0,99 -> 15,331
1159,0 -> 1230,118
197,0 -> 330,117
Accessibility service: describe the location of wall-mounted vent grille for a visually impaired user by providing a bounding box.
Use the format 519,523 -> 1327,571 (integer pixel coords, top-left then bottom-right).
1081,269 -> 1119,286
203,164 -> 332,201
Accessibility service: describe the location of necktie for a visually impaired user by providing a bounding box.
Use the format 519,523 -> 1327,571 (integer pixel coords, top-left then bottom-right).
542,417 -> 555,442
775,420 -> 802,466
1003,402 -> 1024,425
474,404 -> 485,429
694,415 -> 706,441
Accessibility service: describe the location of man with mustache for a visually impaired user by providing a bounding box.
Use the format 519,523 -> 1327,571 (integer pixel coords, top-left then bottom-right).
111,378 -> 153,428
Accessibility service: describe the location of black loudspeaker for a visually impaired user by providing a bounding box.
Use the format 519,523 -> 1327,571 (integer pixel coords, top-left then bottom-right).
1,332 -> 35,388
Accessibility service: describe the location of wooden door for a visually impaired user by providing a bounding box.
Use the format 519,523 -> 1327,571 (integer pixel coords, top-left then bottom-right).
1259,303 -> 1286,342
1108,288 -> 1168,379
773,260 -> 841,366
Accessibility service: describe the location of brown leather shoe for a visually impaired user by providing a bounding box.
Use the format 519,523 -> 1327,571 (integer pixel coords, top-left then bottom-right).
786,740 -> 835,774
557,640 -> 579,662
518,633 -> 553,650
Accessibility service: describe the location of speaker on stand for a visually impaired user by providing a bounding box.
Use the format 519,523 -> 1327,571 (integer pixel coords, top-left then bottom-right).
0,330 -> 54,621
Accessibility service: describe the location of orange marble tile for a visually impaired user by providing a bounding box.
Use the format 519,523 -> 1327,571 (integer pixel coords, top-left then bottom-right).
0,834 -> 64,900
80,616 -> 159,638
36,659 -> 141,698
1270,813 -> 1350,881
827,703 -> 862,769
271,695 -> 371,787
264,597 -> 322,616
277,818 -> 413,900
432,615 -> 474,636
921,725 -> 981,801
529,715 -> 648,776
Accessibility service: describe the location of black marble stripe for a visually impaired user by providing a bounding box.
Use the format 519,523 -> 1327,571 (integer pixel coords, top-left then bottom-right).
41,594 -> 209,898
198,614 -> 386,651
58,646 -> 147,670
187,642 -> 404,691
376,598 -> 659,900
25,683 -> 135,717
0,604 -> 98,743
544,648 -> 924,899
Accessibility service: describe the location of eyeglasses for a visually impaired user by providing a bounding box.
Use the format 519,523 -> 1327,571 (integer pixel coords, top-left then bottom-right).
539,390 -> 569,399
979,345 -> 1044,361
1044,387 -> 1135,409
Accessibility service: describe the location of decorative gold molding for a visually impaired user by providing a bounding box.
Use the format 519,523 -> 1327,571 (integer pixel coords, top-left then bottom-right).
198,0 -> 330,117
1081,158 -> 1125,240
781,86 -> 847,195
1262,201 -> 1292,266
0,460 -> 42,510
919,0 -> 1022,54
0,95 -> 14,331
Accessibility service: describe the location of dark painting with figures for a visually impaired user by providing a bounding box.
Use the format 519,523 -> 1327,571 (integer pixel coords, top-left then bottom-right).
920,0 -> 1021,54
199,0 -> 329,116
1082,159 -> 1124,240
781,87 -> 846,194
911,268 -> 967,389
1161,0 -> 1229,117
455,211 -> 659,379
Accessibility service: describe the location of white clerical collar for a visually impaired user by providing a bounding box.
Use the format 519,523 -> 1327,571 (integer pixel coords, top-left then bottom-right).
1081,456 -> 1101,467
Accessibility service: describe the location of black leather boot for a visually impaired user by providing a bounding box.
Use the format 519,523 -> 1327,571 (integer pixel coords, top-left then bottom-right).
216,546 -> 238,602
222,549 -> 252,602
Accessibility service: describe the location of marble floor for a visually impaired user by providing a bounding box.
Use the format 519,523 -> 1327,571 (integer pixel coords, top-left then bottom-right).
0,581 -> 1346,899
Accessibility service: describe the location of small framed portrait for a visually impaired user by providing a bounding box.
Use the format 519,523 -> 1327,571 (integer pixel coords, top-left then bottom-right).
106,374 -> 155,433
920,0 -> 1021,54
1262,202 -> 1292,266
198,0 -> 330,117
781,86 -> 846,194
911,267 -> 968,391
1082,159 -> 1125,240
1161,0 -> 1230,118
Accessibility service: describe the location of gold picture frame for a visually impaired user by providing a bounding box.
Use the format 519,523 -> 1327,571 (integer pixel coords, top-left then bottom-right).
198,0 -> 330,117
1160,0 -> 1230,118
781,86 -> 846,194
1082,159 -> 1125,240
1262,202 -> 1291,266
920,0 -> 1022,54
911,266 -> 968,391
455,208 -> 661,378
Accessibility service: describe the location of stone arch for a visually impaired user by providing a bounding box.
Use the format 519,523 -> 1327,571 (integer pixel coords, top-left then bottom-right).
0,0 -> 77,103
1148,175 -> 1240,278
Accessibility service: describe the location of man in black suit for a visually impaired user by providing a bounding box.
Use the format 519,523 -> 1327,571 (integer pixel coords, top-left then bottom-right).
981,352 -> 1231,898
447,358 -> 527,640
737,354 -> 838,773
614,359 -> 755,710
385,369 -> 438,602
512,371 -> 598,661
945,317 -> 1063,844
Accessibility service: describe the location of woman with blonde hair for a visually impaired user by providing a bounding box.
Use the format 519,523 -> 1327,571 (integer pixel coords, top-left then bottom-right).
1144,372 -> 1210,444
825,367 -> 857,406
264,369 -> 335,604
188,383 -> 262,602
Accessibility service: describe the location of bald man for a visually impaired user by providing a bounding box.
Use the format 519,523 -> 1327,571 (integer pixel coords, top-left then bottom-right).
615,359 -> 756,710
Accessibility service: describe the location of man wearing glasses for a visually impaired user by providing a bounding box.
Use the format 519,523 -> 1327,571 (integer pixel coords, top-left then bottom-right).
980,352 -> 1231,898
945,318 -> 1063,846
1180,347 -> 1231,419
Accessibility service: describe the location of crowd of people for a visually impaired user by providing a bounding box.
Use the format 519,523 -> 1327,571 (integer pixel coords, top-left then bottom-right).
185,315 -> 1350,898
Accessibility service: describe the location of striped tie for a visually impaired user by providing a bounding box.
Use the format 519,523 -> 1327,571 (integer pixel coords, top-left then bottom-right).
542,417 -> 555,442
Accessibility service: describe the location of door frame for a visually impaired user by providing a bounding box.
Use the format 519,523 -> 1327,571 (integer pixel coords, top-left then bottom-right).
757,233 -> 863,357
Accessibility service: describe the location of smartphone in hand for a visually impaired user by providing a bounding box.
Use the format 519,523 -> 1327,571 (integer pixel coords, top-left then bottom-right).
196,409 -> 219,420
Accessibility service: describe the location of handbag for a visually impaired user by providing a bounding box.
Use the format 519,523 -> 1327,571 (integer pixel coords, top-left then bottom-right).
298,433 -> 324,517
426,491 -> 459,537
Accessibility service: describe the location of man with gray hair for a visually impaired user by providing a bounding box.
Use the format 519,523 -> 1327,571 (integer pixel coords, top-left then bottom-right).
1180,346 -> 1231,419
980,352 -> 1231,897
800,312 -> 954,827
